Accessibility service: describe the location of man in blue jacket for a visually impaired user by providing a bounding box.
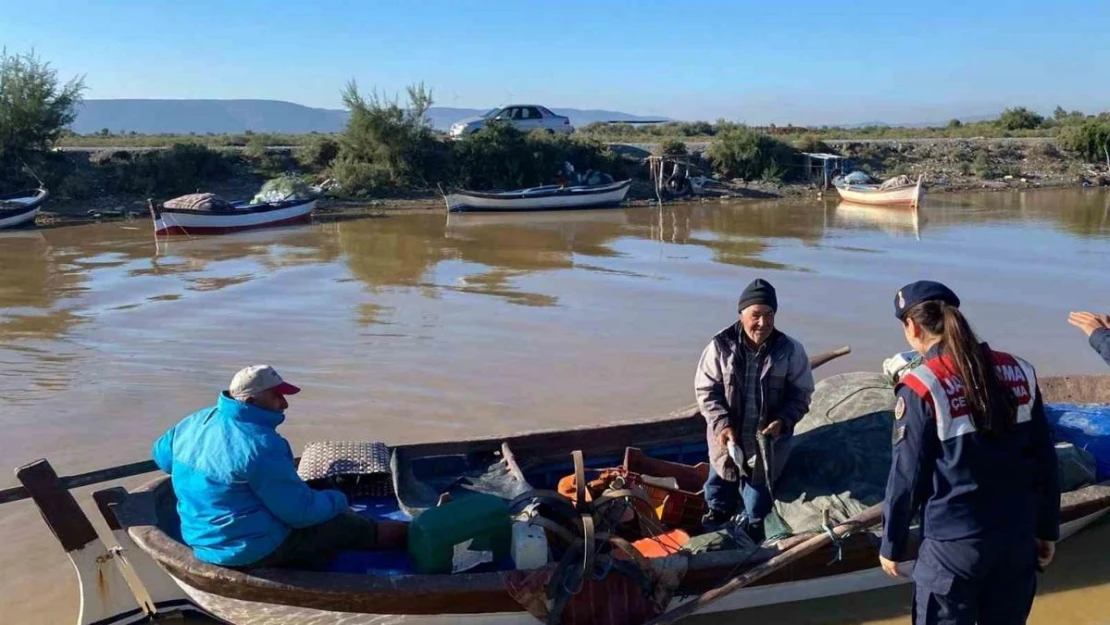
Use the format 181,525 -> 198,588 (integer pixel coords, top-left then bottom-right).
1069,311 -> 1110,367
152,365 -> 380,569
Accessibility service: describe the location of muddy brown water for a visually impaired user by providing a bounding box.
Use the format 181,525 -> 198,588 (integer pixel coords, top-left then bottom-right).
1,188 -> 1108,623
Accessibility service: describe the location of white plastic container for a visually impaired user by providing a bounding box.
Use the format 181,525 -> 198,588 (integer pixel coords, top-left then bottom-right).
511,521 -> 549,570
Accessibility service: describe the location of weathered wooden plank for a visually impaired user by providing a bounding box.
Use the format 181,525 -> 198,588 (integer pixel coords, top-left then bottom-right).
1,459 -> 158,505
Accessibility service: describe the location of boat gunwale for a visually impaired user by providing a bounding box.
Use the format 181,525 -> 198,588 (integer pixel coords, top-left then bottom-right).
120,373 -> 1110,615
446,178 -> 632,201
0,188 -> 49,219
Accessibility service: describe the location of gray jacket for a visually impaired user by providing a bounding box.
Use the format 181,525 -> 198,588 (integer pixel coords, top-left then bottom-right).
695,324 -> 815,483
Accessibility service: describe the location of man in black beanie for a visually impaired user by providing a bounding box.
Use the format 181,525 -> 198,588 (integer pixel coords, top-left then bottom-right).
695,278 -> 814,540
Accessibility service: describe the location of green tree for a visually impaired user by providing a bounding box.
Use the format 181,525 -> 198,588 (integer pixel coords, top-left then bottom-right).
660,138 -> 688,156
0,49 -> 86,165
331,80 -> 444,195
707,125 -> 799,182
998,107 -> 1044,131
1059,119 -> 1110,166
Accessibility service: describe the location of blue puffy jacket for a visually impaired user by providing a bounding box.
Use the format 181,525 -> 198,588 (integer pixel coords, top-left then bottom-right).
151,392 -> 348,566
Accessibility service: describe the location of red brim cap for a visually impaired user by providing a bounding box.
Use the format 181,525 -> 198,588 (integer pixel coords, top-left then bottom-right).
272,382 -> 301,396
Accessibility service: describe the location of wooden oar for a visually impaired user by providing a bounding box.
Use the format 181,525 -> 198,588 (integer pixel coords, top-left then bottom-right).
0,345 -> 852,506
645,502 -> 884,625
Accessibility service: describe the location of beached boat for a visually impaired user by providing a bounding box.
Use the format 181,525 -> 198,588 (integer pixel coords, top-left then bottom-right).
833,173 -> 925,207
0,188 -> 49,229
8,362 -> 1110,625
148,193 -> 319,237
444,179 -> 632,213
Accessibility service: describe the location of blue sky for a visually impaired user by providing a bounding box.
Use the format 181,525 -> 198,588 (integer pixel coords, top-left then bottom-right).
2,0 -> 1108,125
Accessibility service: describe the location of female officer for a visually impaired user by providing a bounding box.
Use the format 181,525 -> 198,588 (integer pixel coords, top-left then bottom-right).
878,280 -> 1060,625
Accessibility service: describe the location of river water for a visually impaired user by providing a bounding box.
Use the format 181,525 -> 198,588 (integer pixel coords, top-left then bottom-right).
1,189 -> 1108,623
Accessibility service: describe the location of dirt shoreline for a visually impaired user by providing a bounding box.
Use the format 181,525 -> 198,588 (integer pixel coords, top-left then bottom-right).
23,135 -> 1110,229
27,176 -> 1101,230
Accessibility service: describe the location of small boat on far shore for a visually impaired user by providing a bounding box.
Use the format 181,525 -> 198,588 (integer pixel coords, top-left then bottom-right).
833,173 -> 924,207
149,194 -> 318,236
0,188 -> 50,230
444,179 -> 632,213
148,177 -> 332,237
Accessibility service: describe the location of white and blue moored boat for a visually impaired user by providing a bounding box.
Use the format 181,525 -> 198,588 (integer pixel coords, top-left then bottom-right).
444,179 -> 632,213
0,188 -> 50,230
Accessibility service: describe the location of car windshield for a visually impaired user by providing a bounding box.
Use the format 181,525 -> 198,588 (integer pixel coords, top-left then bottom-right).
481,108 -> 499,119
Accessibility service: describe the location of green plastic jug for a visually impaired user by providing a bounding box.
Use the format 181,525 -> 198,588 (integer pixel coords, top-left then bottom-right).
407,492 -> 512,574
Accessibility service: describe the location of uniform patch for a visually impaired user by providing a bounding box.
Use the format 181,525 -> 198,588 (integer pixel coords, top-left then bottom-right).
895,396 -> 906,420
893,424 -> 906,445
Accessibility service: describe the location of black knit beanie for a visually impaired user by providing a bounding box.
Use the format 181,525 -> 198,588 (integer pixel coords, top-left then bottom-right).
738,278 -> 778,313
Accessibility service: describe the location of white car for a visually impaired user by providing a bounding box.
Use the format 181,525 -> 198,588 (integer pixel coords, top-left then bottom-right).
449,105 -> 574,138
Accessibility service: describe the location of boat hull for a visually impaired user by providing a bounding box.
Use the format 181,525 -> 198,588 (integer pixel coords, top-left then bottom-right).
0,205 -> 40,229
152,199 -> 317,236
0,188 -> 49,230
834,176 -> 924,207
445,180 -> 632,213
172,506 -> 1110,624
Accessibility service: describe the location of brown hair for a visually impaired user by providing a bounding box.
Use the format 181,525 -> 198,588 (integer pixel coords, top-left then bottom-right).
904,300 -> 1017,435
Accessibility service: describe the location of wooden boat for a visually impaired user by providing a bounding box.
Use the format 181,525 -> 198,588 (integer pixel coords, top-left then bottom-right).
833,174 -> 924,208
0,188 -> 49,229
8,367 -> 1110,625
149,193 -> 319,237
444,179 -> 632,213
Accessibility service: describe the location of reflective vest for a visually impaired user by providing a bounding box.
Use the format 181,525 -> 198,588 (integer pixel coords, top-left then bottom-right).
899,350 -> 1037,441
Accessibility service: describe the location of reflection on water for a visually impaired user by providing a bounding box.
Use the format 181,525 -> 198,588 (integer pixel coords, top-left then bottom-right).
833,201 -> 923,239
1,188 -> 1109,624
3,189 -> 1108,345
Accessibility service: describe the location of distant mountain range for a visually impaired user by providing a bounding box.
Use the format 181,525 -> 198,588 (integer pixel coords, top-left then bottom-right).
69,99 -> 1005,135
839,115 -> 997,129
70,99 -> 666,135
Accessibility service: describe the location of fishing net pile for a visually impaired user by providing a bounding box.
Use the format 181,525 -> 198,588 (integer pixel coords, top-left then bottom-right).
763,372 -> 896,538
251,176 -> 316,204
878,174 -> 916,190
842,170 -> 874,184
162,193 -> 234,212
763,371 -> 1100,539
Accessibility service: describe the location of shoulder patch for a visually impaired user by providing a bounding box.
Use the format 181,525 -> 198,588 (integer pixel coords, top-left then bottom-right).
894,396 -> 906,420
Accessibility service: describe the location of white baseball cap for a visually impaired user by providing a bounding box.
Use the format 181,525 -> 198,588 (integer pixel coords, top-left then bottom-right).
228,365 -> 301,400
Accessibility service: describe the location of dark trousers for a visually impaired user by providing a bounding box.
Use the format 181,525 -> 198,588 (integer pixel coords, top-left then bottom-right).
912,537 -> 1038,625
703,463 -> 772,522
244,510 -> 380,570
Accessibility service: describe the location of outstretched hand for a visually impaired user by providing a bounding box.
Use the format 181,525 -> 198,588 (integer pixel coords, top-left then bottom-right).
1068,311 -> 1110,337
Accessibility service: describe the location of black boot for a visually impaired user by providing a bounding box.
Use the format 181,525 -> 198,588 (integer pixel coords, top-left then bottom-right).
746,519 -> 766,544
